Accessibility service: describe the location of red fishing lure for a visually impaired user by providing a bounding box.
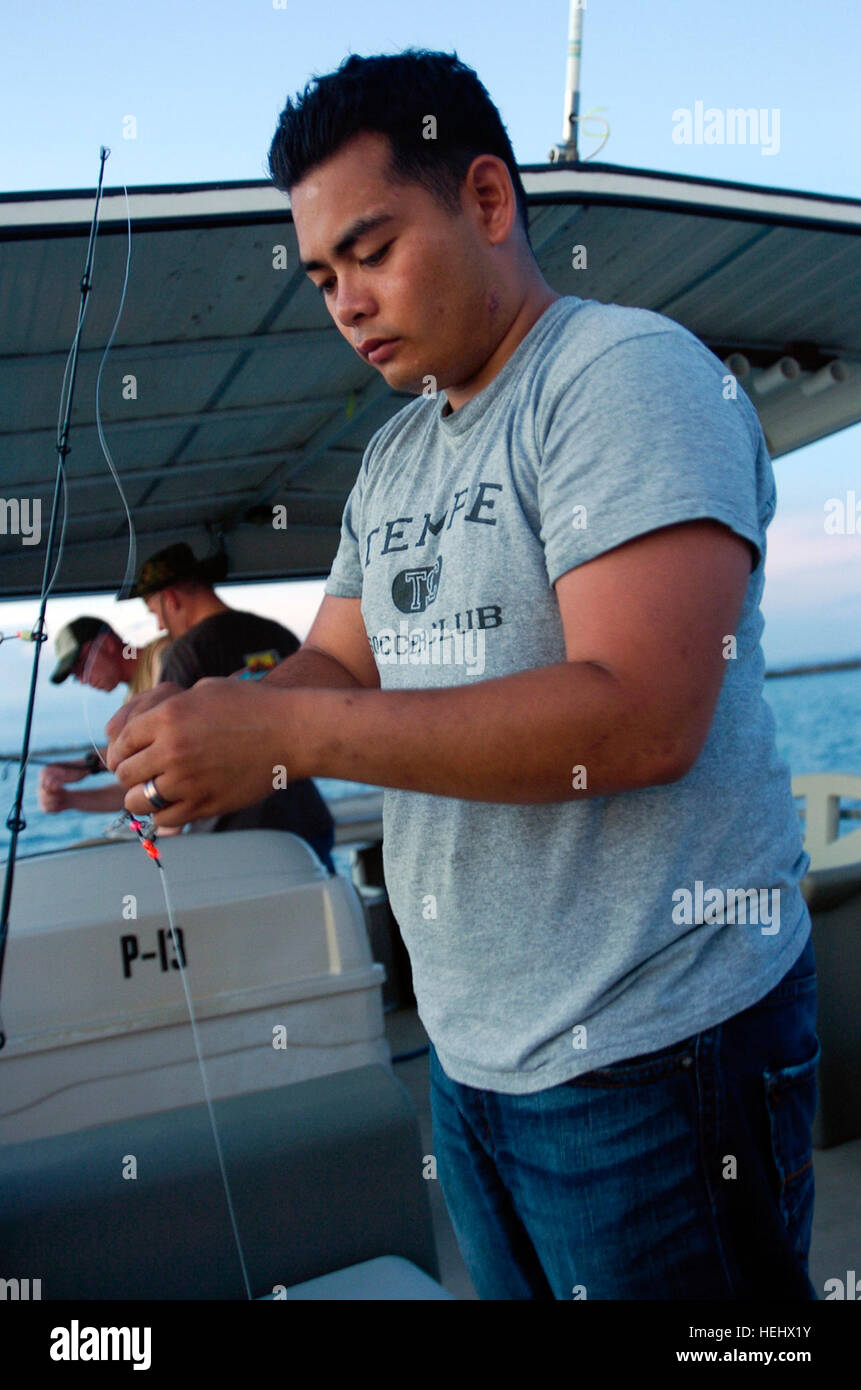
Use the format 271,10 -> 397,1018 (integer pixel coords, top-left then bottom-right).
128,815 -> 161,862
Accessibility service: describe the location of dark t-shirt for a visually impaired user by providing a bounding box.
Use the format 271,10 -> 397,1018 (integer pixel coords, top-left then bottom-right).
160,610 -> 334,843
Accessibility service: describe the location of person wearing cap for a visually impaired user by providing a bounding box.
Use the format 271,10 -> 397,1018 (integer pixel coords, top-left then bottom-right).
119,543 -> 336,872
50,617 -> 166,696
38,621 -> 169,816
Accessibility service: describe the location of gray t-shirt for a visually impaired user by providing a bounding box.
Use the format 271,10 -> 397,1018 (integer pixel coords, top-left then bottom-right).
325,294 -> 811,1094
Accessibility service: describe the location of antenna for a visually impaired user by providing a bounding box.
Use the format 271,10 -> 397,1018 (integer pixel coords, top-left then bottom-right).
549,0 -> 585,163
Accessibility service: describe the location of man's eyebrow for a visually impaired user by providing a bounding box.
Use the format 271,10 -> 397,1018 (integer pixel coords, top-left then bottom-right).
300,213 -> 396,273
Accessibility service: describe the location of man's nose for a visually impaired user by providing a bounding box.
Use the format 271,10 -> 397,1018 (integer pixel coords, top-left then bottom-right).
334,279 -> 376,328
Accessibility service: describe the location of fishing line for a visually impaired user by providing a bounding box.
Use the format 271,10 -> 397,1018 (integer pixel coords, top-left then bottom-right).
94,178 -> 136,605
126,814 -> 254,1300
79,173 -> 135,775
84,170 -> 254,1299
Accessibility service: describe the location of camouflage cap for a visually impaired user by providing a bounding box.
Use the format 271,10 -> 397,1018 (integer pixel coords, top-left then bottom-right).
120,543 -> 229,599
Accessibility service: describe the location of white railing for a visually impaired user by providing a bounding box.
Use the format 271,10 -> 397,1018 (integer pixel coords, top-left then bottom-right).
792,774 -> 861,870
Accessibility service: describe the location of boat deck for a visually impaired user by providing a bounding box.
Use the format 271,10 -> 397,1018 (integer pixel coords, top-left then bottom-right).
383,1005 -> 861,1301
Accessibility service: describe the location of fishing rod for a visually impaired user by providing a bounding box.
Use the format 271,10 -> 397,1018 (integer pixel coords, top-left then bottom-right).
0,750 -> 96,768
0,752 -> 101,786
0,146 -> 254,1295
0,148 -> 111,1048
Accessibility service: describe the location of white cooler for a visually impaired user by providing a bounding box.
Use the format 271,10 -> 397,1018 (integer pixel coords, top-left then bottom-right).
0,831 -> 388,1144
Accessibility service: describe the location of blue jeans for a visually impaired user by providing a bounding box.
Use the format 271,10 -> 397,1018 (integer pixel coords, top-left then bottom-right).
429,933 -> 820,1300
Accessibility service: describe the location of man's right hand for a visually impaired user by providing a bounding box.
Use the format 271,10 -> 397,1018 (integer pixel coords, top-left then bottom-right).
105,682 -> 185,745
38,773 -> 70,814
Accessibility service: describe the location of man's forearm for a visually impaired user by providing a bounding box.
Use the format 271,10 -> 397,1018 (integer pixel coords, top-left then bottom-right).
288,662 -> 687,804
106,657 -> 691,824
48,750 -> 106,783
65,783 -> 127,812
262,644 -> 364,691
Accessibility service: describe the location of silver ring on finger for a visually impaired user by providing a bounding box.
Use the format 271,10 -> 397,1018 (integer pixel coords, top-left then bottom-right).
143,777 -> 172,812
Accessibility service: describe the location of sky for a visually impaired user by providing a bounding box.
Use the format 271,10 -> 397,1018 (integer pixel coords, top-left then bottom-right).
1,0 -> 859,678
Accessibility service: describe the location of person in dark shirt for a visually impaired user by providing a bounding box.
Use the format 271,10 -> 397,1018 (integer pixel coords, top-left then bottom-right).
121,543 -> 335,871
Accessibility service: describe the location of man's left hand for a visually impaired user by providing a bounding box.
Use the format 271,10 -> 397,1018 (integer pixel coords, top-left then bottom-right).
106,678 -> 300,827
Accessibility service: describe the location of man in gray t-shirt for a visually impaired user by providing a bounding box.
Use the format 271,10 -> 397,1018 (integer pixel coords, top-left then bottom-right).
324,294 -> 811,1093
109,51 -> 818,1301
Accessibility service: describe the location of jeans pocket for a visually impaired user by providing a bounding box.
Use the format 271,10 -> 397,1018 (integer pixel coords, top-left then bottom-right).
565,1033 -> 699,1088
763,1040 -> 821,1258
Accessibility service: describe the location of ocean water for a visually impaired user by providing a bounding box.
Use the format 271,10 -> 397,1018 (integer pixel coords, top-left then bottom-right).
1,666 -> 859,863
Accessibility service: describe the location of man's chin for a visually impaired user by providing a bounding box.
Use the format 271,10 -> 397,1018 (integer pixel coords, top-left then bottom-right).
384,362 -> 439,398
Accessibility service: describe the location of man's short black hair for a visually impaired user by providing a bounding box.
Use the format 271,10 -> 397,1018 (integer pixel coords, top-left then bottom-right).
268,49 -> 533,252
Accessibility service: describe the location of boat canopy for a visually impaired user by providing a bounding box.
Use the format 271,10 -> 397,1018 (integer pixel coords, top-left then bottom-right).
1,161 -> 859,599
